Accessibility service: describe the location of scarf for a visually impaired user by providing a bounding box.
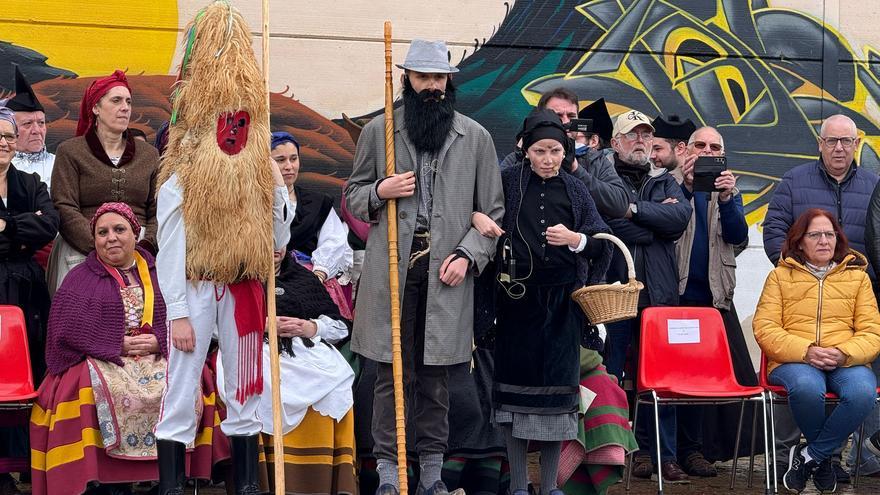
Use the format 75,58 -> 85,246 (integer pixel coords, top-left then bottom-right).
99,251 -> 156,333
614,155 -> 650,191
274,255 -> 349,356
14,148 -> 50,165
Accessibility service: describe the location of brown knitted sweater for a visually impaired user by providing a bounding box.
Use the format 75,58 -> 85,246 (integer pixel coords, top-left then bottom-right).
50,130 -> 159,254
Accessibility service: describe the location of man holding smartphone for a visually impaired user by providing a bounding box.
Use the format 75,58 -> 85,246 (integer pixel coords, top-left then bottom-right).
669,125 -> 751,477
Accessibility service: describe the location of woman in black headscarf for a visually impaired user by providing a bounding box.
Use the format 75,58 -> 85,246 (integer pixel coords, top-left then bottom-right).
476,109 -> 612,495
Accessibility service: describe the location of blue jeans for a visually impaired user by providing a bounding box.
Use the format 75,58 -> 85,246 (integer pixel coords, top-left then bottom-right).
770,363 -> 877,462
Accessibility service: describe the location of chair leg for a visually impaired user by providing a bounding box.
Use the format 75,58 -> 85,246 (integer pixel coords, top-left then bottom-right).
762,393 -> 772,495
652,391 -> 663,495
730,399 -> 746,489
625,395 -> 641,491
748,400 -> 759,488
769,395 -> 778,493
854,421 -> 865,488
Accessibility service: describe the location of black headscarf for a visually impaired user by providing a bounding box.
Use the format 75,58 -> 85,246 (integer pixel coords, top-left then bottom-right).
273,255 -> 350,356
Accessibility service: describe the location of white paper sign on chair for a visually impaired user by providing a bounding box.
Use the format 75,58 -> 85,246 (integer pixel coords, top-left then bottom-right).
667,319 -> 700,344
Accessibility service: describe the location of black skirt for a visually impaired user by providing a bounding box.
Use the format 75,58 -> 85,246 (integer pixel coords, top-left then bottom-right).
493,272 -> 582,415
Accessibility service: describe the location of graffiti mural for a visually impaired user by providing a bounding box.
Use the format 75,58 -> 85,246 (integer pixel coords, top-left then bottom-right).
4,0 -> 880,218
451,0 -> 880,224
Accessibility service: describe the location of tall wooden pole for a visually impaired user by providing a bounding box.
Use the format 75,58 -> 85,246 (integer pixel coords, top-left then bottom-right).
261,2 -> 286,494
383,21 -> 408,495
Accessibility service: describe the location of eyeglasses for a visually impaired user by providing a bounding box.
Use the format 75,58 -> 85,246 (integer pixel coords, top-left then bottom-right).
620,130 -> 653,141
0,133 -> 16,144
804,231 -> 837,240
691,141 -> 723,152
819,136 -> 857,148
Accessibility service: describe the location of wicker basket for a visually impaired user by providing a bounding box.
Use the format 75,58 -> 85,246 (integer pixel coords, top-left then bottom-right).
571,232 -> 643,324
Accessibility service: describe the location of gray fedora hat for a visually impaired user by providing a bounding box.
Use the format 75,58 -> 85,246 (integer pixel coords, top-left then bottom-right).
396,39 -> 459,74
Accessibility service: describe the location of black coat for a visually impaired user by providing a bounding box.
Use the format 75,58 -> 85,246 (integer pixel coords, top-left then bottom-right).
1,165 -> 59,382
606,166 -> 691,307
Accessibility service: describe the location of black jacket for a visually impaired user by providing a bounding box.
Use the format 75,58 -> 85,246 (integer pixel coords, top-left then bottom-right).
606,162 -> 691,307
1,165 -> 59,382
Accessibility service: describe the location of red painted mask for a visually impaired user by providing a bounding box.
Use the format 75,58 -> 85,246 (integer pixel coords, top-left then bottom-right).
216,111 -> 250,155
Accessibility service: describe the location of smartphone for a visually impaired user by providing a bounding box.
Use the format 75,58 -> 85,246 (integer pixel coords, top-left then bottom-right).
567,118 -> 593,134
693,156 -> 727,192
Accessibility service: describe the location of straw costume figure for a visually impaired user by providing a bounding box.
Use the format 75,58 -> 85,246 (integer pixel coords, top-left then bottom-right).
153,2 -> 292,494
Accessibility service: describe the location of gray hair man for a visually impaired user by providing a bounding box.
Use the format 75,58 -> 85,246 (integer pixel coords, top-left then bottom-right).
7,66 -> 54,190
604,109 -> 693,483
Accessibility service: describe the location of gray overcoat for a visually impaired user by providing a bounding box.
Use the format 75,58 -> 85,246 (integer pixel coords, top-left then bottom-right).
345,107 -> 504,365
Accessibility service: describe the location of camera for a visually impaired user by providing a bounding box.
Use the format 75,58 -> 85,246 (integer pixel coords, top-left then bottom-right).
566,118 -> 593,134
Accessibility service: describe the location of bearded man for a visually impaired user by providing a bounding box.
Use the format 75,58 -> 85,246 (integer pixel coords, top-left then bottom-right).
602,110 -> 692,483
345,39 -> 504,495
152,4 -> 292,495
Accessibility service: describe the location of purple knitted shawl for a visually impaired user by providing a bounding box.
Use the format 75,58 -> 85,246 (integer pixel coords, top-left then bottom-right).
46,246 -> 168,375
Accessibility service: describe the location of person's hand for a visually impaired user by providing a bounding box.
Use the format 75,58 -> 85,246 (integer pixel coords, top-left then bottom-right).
377,171 -> 416,200
439,254 -> 469,287
805,346 -> 841,370
314,270 -> 328,283
716,170 -> 737,202
270,158 -> 285,187
0,218 -> 6,232
624,204 -> 634,219
171,317 -> 196,353
546,224 -> 581,249
123,334 -> 160,356
826,347 -> 847,367
680,154 -> 697,191
276,316 -> 318,339
661,197 -> 679,204
472,212 -> 504,238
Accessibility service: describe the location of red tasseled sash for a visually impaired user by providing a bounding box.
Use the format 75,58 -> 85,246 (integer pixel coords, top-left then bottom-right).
227,279 -> 266,404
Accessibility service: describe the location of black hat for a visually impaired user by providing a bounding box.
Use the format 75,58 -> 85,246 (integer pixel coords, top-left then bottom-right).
651,114 -> 696,141
520,109 -> 569,151
519,108 -> 575,169
6,65 -> 44,113
578,98 -> 613,142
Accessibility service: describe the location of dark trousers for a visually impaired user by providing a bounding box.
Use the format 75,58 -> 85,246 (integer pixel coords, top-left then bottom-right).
372,252 -> 450,460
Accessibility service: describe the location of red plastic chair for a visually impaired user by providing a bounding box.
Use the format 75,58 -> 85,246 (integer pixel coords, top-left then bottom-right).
752,352 -> 876,491
0,305 -> 37,406
625,307 -> 771,494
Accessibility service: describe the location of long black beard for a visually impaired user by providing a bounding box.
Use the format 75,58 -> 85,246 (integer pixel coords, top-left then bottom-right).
402,78 -> 456,154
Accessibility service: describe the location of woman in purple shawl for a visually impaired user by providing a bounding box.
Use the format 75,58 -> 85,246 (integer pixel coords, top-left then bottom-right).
29,203 -> 229,495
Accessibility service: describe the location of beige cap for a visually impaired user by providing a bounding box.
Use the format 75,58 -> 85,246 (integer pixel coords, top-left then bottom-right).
613,110 -> 655,137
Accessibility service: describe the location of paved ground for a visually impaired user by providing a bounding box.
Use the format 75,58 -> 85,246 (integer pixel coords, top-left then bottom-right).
15,452 -> 880,494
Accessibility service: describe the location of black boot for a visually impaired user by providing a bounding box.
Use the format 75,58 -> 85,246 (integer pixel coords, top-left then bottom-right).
230,435 -> 261,495
157,439 -> 186,495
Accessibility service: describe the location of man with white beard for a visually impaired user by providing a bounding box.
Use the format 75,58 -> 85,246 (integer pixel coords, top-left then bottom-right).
602,110 -> 692,483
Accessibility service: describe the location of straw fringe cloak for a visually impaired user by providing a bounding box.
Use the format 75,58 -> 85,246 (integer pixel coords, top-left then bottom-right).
157,2 -> 273,284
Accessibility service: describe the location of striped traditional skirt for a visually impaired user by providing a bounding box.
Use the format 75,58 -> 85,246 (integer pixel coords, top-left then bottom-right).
558,351 -> 639,495
30,358 -> 230,495
259,407 -> 357,495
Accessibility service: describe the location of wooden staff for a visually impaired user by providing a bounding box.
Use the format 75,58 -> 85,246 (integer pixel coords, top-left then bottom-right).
383,20 -> 409,495
261,1 -> 286,494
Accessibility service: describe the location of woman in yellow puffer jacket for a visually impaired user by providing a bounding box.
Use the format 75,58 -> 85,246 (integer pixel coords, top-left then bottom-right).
754,208 -> 880,494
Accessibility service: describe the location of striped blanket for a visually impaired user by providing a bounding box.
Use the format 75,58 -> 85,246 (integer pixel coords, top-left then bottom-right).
559,349 -> 638,495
